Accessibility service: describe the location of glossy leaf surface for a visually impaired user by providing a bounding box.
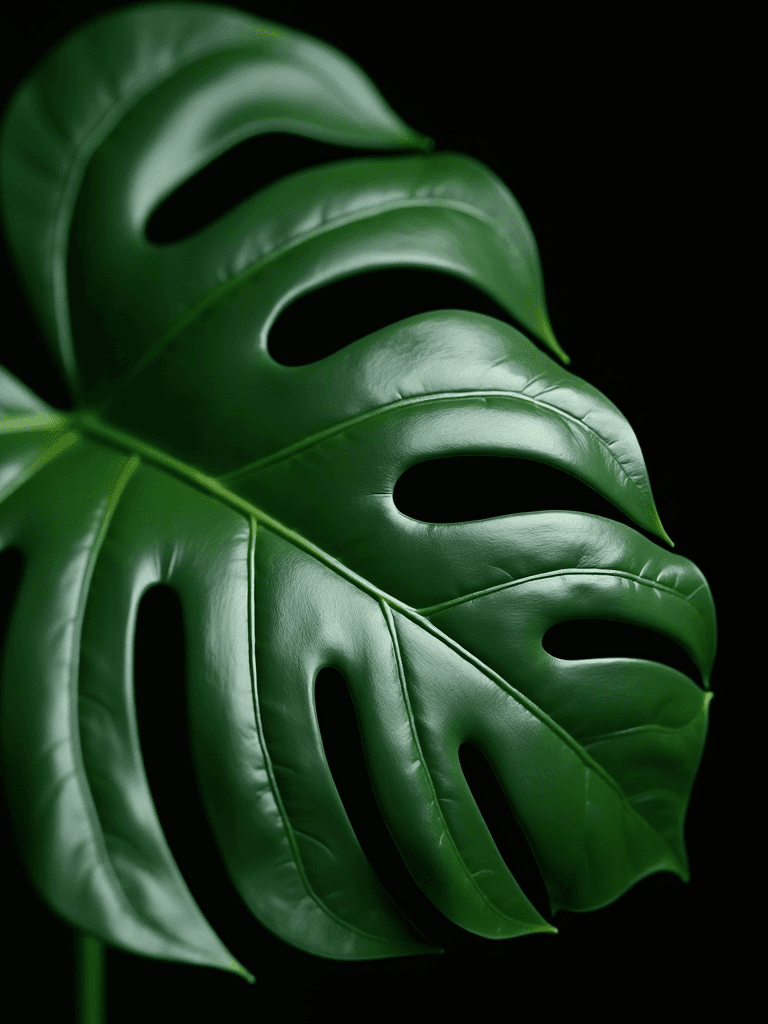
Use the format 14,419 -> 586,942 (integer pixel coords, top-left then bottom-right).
0,2 -> 715,980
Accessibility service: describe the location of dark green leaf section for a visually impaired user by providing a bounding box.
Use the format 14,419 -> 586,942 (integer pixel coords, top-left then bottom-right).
0,2 -> 434,403
0,1 -> 714,981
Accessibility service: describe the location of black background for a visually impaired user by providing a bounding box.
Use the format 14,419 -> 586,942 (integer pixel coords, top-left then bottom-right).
0,3 -> 738,1022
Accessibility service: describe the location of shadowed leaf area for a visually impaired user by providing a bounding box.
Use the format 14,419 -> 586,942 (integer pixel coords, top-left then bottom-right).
458,742 -> 552,921
133,584 -> 267,972
315,670 -> 552,943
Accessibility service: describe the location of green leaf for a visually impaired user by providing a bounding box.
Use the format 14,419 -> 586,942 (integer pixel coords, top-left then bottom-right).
0,2 -> 715,980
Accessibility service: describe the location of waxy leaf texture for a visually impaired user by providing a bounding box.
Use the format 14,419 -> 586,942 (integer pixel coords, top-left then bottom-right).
0,3 -> 715,980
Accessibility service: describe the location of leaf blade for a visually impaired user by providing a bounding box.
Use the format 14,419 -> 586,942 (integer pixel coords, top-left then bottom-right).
0,2 -> 715,977
0,427 -> 253,980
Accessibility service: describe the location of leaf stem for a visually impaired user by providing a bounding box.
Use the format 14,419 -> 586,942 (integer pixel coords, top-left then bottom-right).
77,932 -> 104,1024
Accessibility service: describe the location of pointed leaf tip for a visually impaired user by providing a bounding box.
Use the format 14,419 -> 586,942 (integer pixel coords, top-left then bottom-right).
392,127 -> 434,152
537,315 -> 569,364
643,501 -> 674,547
658,522 -> 675,548
535,922 -> 558,935
219,956 -> 255,983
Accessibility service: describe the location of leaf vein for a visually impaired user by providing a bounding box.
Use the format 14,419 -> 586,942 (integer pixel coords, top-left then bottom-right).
72,413 -> 687,870
246,516 -> 399,946
220,390 -> 640,510
418,567 -> 700,615
381,598 -> 525,925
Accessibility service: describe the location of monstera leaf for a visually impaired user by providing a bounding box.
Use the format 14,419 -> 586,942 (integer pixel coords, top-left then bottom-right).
0,1 -> 715,984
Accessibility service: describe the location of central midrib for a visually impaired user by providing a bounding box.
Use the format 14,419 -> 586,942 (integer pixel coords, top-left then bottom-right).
64,408 -> 689,847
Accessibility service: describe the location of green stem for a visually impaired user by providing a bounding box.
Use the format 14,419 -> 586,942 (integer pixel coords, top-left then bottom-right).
77,932 -> 104,1024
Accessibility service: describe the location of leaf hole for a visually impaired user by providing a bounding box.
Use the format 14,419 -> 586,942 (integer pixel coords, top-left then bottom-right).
267,267 -> 525,366
133,583 -> 269,969
146,132 -> 416,244
0,231 -> 73,409
0,546 -> 24,656
459,742 -> 551,921
314,666 -> 466,949
394,455 -> 644,529
0,546 -> 25,840
543,618 -> 703,686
